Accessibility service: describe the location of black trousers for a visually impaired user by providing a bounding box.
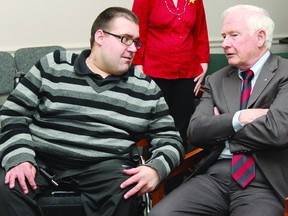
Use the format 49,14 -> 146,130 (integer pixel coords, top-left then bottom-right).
149,159 -> 284,216
152,77 -> 196,151
0,159 -> 139,216
152,78 -> 196,194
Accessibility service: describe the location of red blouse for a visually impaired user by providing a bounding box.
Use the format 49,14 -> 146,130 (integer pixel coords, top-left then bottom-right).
132,0 -> 210,79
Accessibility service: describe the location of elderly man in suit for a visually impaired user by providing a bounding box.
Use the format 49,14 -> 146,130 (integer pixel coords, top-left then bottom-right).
149,4 -> 288,216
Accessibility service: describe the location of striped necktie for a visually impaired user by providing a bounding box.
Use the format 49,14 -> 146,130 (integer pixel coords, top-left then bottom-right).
231,69 -> 256,188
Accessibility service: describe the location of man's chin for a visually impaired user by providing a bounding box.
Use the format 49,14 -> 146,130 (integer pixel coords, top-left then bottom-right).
121,63 -> 132,71
112,65 -> 131,76
227,59 -> 238,67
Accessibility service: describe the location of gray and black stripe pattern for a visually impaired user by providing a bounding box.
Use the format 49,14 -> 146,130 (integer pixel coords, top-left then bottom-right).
0,50 -> 184,181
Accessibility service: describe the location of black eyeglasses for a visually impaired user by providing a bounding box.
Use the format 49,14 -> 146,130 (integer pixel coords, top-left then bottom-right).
102,30 -> 142,50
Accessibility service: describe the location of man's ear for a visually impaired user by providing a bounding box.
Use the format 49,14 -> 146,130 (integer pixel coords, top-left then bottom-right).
257,29 -> 266,47
94,29 -> 105,46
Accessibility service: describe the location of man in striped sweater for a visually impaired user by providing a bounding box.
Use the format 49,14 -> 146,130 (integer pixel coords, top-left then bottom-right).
0,7 -> 184,216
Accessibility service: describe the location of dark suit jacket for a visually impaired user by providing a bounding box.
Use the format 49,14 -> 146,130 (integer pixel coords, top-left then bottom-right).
187,53 -> 288,204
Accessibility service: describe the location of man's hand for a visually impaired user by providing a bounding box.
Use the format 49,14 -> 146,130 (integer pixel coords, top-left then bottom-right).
239,108 -> 269,125
5,162 -> 37,194
214,106 -> 220,116
120,165 -> 160,199
214,107 -> 268,125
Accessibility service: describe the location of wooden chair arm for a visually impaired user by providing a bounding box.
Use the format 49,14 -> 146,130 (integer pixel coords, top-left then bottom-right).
136,139 -> 207,207
166,148 -> 205,179
196,84 -> 205,98
151,148 -> 206,206
285,197 -> 288,216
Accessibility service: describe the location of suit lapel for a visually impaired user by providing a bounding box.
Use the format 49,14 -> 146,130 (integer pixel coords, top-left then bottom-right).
248,57 -> 277,107
222,56 -> 278,111
223,68 -> 242,113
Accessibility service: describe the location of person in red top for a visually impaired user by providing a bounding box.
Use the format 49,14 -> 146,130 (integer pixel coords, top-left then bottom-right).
132,0 -> 210,193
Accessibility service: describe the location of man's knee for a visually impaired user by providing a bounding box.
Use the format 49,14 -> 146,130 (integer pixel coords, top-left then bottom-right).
0,181 -> 12,203
0,170 -> 12,198
149,201 -> 173,216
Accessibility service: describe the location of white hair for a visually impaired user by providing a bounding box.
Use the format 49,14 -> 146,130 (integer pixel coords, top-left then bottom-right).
222,5 -> 275,49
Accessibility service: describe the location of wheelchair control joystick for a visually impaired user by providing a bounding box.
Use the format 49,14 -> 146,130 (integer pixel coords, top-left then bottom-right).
39,167 -> 59,187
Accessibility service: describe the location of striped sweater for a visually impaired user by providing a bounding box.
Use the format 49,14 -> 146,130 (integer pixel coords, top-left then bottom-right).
0,49 -> 184,181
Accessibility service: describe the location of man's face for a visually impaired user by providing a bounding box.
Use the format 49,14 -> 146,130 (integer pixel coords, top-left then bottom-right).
97,17 -> 139,76
221,10 -> 263,70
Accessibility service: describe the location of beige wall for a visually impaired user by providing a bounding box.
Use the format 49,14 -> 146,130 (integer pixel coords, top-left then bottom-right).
0,0 -> 133,53
0,0 -> 287,53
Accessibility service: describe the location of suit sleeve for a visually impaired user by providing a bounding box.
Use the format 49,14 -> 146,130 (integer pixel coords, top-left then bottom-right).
187,75 -> 236,149
230,65 -> 288,152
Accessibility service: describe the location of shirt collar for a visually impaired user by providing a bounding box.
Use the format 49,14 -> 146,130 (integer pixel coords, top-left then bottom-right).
238,50 -> 271,82
74,49 -> 130,84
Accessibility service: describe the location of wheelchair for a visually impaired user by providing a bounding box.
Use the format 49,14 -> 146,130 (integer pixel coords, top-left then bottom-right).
37,147 -> 151,216
37,179 -> 150,216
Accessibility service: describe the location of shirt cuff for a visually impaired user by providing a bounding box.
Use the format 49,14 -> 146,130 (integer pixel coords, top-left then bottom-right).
232,111 -> 244,132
